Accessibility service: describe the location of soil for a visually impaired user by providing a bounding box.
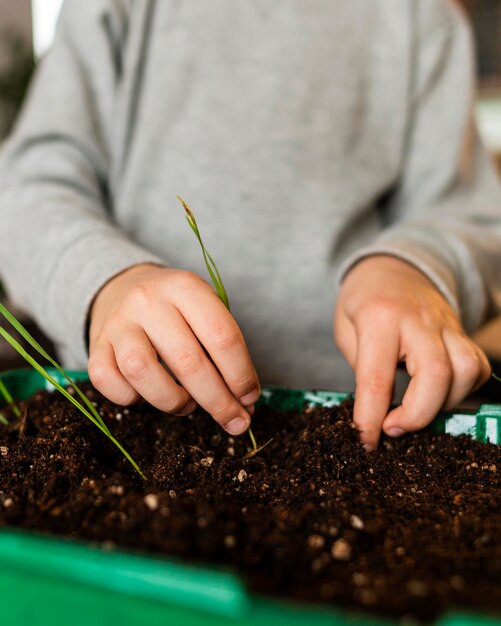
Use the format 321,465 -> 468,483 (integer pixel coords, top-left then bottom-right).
0,384 -> 500,623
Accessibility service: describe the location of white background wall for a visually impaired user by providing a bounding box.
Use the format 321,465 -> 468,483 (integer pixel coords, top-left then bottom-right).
31,0 -> 63,57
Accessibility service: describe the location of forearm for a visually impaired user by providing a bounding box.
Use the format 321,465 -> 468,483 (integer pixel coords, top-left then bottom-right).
0,0 -> 167,365
0,177 -> 165,365
335,3 -> 501,335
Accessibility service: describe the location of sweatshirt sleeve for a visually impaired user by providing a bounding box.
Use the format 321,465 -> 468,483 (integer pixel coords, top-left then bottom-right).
0,0 -> 165,367
336,1 -> 501,335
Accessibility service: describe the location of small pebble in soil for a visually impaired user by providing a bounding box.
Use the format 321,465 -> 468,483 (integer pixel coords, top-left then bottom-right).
331,538 -> 352,561
200,457 -> 214,468
3,498 -> 13,508
350,514 -> 364,530
237,469 -> 248,482
224,535 -> 236,549
307,534 -> 326,550
144,494 -> 159,511
0,446 -> 8,456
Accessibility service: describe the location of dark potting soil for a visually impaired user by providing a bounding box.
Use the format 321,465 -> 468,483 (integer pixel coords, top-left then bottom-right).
0,385 -> 500,623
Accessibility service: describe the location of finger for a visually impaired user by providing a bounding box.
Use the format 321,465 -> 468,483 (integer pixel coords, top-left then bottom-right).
441,331 -> 491,410
171,284 -> 261,406
88,340 -> 141,406
144,307 -> 252,435
112,325 -> 195,415
334,310 -> 358,369
470,343 -> 492,391
383,326 -> 452,437
352,312 -> 400,452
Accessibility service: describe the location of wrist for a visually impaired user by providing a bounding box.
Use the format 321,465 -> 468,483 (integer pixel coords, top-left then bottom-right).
343,254 -> 433,286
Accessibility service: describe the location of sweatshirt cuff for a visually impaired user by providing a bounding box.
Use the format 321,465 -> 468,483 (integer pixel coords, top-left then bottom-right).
47,228 -> 167,367
334,234 -> 487,334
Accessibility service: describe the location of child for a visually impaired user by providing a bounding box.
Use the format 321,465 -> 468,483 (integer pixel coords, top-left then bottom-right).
0,0 -> 498,450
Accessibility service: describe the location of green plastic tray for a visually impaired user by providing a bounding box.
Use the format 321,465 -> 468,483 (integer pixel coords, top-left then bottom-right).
0,368 -> 500,626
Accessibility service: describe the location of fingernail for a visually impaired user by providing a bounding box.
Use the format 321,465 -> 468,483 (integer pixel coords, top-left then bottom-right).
175,400 -> 197,416
386,427 -> 405,438
226,416 -> 250,435
363,443 -> 374,453
240,389 -> 260,406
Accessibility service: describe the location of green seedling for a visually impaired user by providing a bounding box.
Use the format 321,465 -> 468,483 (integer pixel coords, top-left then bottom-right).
0,377 -> 20,422
178,196 -> 272,459
0,303 -> 145,479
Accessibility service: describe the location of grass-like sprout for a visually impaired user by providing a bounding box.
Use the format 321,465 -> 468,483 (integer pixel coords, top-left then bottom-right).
0,303 -> 145,479
178,196 -> 272,458
0,377 -> 20,422
179,196 -> 230,309
493,373 -> 501,383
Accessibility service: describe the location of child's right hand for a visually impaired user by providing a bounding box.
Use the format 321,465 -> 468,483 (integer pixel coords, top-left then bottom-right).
87,263 -> 260,435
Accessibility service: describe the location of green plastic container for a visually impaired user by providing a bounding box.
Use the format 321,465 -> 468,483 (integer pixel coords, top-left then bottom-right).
0,368 -> 500,626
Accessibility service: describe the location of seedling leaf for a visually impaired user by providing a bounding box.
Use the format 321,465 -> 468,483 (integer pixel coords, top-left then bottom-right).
0,377 -> 20,418
177,196 -> 230,309
0,303 -> 109,434
0,310 -> 145,479
178,196 -> 270,456
243,437 -> 274,459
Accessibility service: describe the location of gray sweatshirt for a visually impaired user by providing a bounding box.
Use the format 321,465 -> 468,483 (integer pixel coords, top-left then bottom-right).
1,0 -> 501,391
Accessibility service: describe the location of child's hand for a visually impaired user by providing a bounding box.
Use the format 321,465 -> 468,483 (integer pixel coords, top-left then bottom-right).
334,256 -> 491,451
88,264 -> 260,435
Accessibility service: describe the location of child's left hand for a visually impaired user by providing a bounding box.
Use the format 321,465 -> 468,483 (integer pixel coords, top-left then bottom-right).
334,255 -> 491,451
